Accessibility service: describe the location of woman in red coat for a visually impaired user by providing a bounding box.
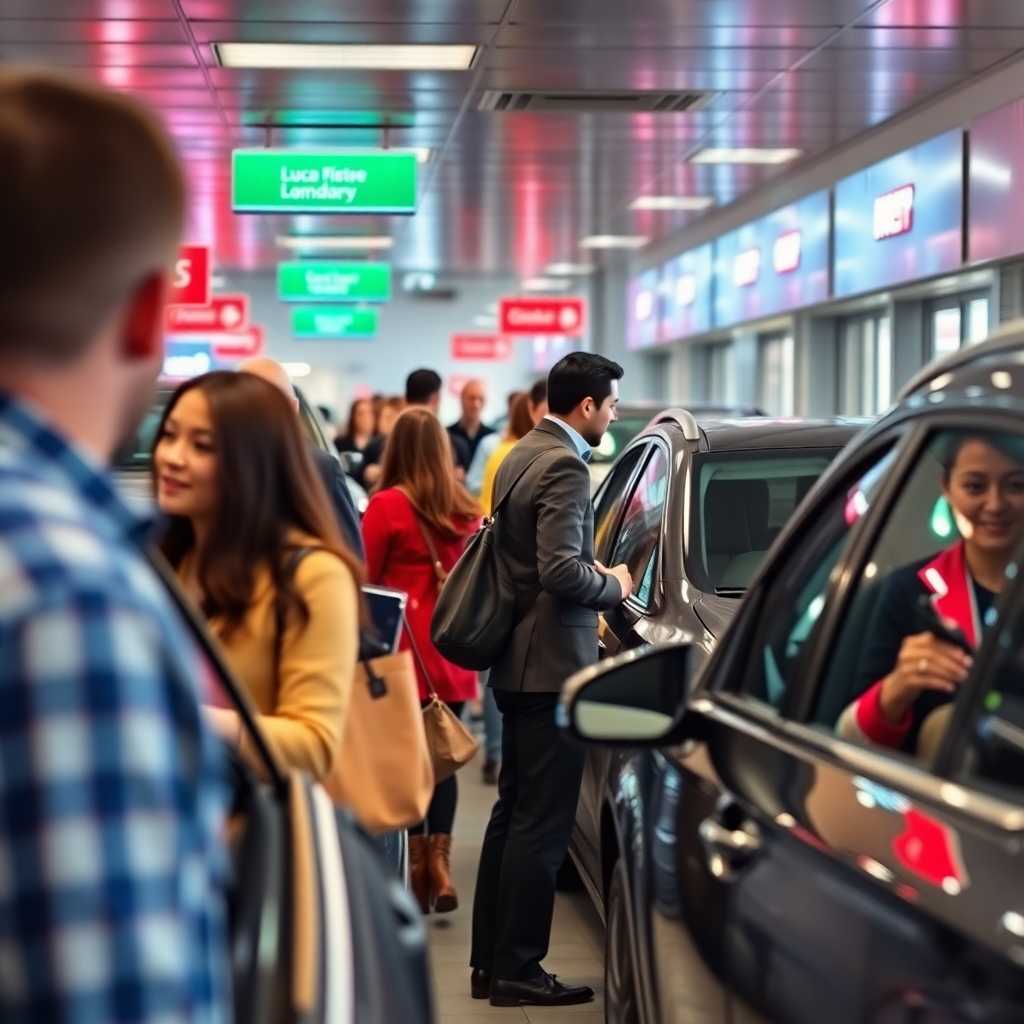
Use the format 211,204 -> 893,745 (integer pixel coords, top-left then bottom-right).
362,406 -> 481,914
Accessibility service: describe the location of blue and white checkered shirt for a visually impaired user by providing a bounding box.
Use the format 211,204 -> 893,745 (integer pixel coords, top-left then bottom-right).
0,393 -> 231,1023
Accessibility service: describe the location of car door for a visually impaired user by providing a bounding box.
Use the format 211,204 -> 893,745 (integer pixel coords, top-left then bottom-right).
599,438 -> 672,656
663,416 -> 1024,1023
573,443 -> 650,892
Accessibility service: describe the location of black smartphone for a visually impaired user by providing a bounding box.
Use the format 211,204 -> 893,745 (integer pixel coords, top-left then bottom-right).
916,594 -> 973,655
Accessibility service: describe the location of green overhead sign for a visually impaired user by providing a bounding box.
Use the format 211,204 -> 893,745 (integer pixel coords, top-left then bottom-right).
278,261 -> 391,303
292,306 -> 379,339
231,150 -> 417,213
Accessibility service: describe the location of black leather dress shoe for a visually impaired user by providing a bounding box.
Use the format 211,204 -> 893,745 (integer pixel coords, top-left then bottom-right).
470,968 -> 491,1000
490,972 -> 595,1007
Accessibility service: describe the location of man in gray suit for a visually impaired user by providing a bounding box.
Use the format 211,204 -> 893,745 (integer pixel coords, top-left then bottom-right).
470,352 -> 633,1008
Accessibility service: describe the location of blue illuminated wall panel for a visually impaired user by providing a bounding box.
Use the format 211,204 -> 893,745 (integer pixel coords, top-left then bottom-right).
834,130 -> 963,299
712,191 -> 830,330
626,269 -> 660,350
658,244 -> 713,343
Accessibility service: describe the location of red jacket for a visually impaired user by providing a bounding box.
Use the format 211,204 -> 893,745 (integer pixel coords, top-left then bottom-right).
362,487 -> 479,703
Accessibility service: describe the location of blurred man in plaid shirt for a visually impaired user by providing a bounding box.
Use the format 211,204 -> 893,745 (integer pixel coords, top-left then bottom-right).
0,73 -> 230,1021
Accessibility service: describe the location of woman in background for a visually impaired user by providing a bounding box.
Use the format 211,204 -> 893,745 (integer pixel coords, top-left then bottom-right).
153,371 -> 362,781
361,408 -> 481,913
334,396 -> 377,487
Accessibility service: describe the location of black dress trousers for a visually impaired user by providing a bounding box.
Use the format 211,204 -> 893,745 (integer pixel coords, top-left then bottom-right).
470,689 -> 587,981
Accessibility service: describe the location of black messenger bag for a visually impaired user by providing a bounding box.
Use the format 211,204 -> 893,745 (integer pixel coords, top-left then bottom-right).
431,452 -> 545,670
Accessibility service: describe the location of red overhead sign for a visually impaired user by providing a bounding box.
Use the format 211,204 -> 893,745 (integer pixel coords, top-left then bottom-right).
451,334 -> 512,361
212,324 -> 264,359
166,294 -> 250,333
170,245 -> 212,306
499,297 -> 585,336
873,184 -> 915,241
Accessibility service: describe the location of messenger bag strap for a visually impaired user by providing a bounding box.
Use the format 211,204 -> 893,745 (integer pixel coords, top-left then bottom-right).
489,449 -> 553,521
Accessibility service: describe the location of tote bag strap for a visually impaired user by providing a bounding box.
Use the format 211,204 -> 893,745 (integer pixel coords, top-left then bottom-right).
401,611 -> 441,702
490,450 -> 550,521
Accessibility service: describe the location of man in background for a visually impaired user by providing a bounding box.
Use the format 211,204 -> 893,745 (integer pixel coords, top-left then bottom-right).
448,378 -> 493,478
238,356 -> 364,559
365,368 -> 470,484
0,70 -> 230,1021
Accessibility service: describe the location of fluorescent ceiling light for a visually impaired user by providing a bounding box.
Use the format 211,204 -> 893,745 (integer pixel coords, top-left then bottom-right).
580,235 -> 648,250
546,262 -> 595,276
630,195 -> 714,211
283,362 -> 312,379
214,43 -> 478,71
690,147 -> 801,165
522,277 -> 572,292
276,235 -> 394,251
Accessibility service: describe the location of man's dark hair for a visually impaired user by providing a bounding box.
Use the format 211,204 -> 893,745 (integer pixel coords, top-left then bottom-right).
529,379 -> 548,407
547,353 -> 623,416
406,368 -> 442,405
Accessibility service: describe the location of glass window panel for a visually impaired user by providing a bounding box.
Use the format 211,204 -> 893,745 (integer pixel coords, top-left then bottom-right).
967,297 -> 990,346
932,306 -> 962,358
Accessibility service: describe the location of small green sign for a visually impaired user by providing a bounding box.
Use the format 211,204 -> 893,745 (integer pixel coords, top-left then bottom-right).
232,150 -> 417,214
292,306 -> 379,339
278,261 -> 391,303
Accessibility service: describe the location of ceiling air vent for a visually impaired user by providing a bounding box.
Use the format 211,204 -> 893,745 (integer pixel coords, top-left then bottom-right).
477,89 -> 718,114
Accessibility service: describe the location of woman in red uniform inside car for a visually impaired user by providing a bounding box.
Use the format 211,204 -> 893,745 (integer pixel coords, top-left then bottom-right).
838,431 -> 1024,754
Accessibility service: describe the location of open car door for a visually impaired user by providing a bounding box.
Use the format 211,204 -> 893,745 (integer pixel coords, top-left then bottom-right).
149,552 -> 435,1024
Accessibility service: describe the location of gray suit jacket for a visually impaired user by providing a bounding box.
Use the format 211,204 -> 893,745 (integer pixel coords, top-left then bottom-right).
489,419 -> 622,693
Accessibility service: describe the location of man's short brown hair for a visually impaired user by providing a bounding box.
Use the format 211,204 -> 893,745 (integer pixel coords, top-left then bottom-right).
0,70 -> 185,362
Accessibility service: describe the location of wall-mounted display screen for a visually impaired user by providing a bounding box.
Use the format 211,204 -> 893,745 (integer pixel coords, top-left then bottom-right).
712,191 -> 830,330
969,100 -> 1024,265
626,269 -> 659,350
833,130 -> 963,299
658,244 -> 712,343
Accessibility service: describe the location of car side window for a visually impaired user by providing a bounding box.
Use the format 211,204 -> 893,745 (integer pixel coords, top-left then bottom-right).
593,445 -> 647,564
609,446 -> 670,608
813,428 -> 1024,766
952,579 -> 1024,800
737,444 -> 899,710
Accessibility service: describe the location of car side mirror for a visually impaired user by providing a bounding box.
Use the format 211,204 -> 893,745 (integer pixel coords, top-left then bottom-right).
559,642 -> 694,747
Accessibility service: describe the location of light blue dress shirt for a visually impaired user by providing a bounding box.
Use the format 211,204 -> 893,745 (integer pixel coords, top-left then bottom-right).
544,414 -> 592,462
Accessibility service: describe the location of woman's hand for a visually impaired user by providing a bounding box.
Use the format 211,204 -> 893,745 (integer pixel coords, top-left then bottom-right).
204,705 -> 241,747
879,631 -> 973,725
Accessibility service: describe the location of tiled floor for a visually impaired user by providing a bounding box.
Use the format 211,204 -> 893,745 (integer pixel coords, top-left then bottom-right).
426,756 -> 606,1024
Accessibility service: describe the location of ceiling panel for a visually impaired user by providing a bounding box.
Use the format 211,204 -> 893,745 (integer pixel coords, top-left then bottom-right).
181,0 -> 510,22
4,0 -> 1022,274
508,0 -> 875,27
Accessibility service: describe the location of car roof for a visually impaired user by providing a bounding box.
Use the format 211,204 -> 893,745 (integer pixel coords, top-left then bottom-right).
899,319 -> 1024,404
694,417 -> 868,453
616,400 -> 765,418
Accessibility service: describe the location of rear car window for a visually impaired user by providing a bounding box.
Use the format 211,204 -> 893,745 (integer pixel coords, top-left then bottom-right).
688,449 -> 838,594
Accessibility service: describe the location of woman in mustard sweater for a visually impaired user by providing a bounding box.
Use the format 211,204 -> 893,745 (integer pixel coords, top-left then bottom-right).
152,371 -> 362,781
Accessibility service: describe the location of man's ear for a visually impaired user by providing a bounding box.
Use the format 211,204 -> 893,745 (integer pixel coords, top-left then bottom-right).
119,270 -> 168,362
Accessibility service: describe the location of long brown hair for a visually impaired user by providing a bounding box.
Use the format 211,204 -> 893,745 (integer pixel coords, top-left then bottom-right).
378,407 -> 479,537
154,371 -> 363,637
507,392 -> 534,441
344,396 -> 373,441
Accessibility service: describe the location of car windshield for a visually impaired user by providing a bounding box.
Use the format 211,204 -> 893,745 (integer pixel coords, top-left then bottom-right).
688,449 -> 839,595
592,416 -> 651,465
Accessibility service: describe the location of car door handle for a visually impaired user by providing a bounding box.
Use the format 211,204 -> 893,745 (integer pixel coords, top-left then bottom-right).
698,809 -> 761,881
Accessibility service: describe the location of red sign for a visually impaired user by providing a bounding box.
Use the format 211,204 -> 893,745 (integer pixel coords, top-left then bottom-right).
873,184 -> 915,241
166,294 -> 249,334
500,297 -> 585,336
451,334 -> 512,361
212,325 -> 264,359
170,245 -> 211,306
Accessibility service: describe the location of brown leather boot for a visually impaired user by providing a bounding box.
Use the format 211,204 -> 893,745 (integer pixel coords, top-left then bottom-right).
409,835 -> 431,915
428,833 -> 458,913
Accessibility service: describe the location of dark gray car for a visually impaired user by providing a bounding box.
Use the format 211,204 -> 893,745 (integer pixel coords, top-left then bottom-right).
562,326 -> 1024,1023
